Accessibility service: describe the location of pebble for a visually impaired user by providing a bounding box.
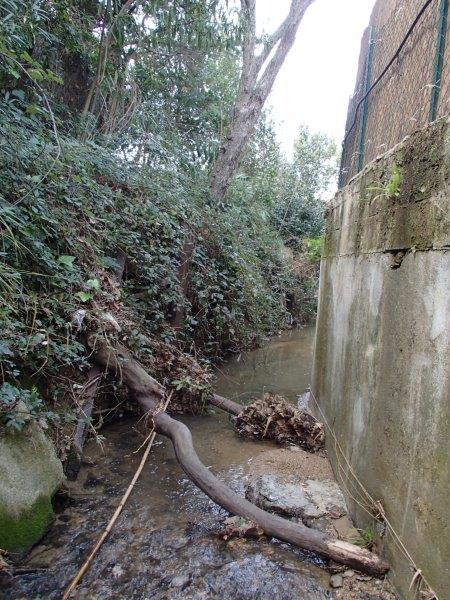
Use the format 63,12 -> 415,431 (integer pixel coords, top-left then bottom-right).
169,535 -> 189,549
329,574 -> 343,588
343,570 -> 355,578
170,574 -> 190,588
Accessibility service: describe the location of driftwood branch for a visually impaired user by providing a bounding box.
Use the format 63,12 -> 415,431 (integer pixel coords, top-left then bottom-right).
89,340 -> 389,576
65,366 -> 102,480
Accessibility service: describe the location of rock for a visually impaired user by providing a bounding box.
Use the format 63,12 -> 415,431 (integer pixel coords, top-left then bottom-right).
170,574 -> 190,588
329,574 -> 344,588
303,479 -> 347,518
0,422 -> 65,552
169,535 -> 189,549
304,516 -> 334,534
245,475 -> 347,520
203,556 -> 330,600
220,516 -> 265,540
112,564 -> 124,579
343,569 -> 355,578
246,475 -> 321,518
24,545 -> 62,568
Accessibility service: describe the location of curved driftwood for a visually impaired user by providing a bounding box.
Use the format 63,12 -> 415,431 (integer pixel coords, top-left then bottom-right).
89,341 -> 389,576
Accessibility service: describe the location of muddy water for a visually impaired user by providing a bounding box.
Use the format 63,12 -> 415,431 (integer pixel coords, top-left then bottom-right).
9,327 -> 335,600
215,327 -> 315,403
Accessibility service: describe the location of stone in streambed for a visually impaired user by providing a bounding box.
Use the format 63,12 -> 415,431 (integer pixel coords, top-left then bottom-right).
0,421 -> 64,552
303,479 -> 347,518
246,475 -> 321,518
245,475 -> 347,520
170,573 -> 190,588
343,569 -> 355,578
329,574 -> 343,588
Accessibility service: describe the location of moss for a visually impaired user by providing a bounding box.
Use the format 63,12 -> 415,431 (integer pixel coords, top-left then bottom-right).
0,495 -> 53,552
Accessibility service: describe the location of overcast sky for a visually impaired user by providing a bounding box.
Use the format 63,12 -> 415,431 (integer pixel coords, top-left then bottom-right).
257,0 -> 376,156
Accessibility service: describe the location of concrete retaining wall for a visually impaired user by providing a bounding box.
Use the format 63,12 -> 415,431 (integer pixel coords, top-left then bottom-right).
312,117 -> 449,598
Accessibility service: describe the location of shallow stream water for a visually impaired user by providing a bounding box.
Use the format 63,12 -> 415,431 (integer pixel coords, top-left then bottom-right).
8,327 -> 338,600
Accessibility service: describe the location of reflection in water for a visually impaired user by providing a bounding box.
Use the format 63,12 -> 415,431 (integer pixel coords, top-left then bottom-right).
9,326 -> 333,600
215,326 -> 315,403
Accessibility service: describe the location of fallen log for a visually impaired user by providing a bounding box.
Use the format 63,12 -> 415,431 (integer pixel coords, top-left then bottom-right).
65,366 -> 102,480
210,393 -> 242,416
89,340 -> 389,576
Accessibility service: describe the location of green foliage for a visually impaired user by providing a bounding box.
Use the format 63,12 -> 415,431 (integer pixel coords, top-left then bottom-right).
355,526 -> 375,549
305,237 -> 324,263
0,3 -> 333,431
0,382 -> 57,431
270,125 -> 337,246
345,524 -> 376,553
386,163 -> 403,198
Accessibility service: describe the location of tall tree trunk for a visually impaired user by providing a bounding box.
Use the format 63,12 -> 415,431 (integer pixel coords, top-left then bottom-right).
210,0 -> 315,201
170,1 -> 315,331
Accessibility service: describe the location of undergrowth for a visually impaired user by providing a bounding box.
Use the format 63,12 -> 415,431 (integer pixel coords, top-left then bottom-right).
0,100 -> 320,438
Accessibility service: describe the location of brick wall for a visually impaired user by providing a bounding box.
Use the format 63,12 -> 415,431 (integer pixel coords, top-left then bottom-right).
339,0 -> 449,187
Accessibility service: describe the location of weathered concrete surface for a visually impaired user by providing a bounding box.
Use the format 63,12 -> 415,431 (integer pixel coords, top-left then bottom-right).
312,117 -> 449,599
0,423 -> 64,552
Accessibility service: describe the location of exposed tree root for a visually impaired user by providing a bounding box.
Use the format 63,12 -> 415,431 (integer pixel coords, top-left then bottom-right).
88,339 -> 389,576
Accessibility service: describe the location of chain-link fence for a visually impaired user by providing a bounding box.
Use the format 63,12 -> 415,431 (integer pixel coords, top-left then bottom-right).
339,0 -> 449,188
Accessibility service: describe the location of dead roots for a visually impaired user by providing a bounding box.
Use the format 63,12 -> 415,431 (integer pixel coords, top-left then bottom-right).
234,393 -> 325,452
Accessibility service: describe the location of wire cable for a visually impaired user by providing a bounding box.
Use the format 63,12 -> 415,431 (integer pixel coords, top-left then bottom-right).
343,0 -> 435,146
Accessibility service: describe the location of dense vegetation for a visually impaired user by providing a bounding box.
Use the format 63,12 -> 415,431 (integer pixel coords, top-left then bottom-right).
0,0 -> 336,436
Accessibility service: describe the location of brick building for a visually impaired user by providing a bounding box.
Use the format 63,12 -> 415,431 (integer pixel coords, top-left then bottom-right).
339,0 -> 449,187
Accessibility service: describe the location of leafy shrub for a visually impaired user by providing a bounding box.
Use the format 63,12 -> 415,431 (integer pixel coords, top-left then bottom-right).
0,382 -> 57,431
305,236 -> 324,263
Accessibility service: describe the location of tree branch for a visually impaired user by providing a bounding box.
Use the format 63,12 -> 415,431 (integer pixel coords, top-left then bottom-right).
89,340 -> 390,576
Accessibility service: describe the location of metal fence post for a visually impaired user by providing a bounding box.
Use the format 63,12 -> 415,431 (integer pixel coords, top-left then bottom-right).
357,26 -> 376,173
429,0 -> 449,122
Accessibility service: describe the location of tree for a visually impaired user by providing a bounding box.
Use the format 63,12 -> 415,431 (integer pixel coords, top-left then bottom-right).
271,125 -> 337,245
210,0 -> 315,201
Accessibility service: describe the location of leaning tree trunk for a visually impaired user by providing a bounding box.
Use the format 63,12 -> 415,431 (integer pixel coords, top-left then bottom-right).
210,0 -> 315,201
88,339 -> 389,576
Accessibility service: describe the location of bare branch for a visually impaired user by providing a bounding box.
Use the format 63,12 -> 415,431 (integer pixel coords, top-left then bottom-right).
256,0 -> 314,96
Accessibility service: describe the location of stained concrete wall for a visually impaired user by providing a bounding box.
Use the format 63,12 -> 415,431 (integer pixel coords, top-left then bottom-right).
312,117 -> 449,599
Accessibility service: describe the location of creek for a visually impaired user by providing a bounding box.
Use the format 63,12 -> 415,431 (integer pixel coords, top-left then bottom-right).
8,327 -> 339,600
